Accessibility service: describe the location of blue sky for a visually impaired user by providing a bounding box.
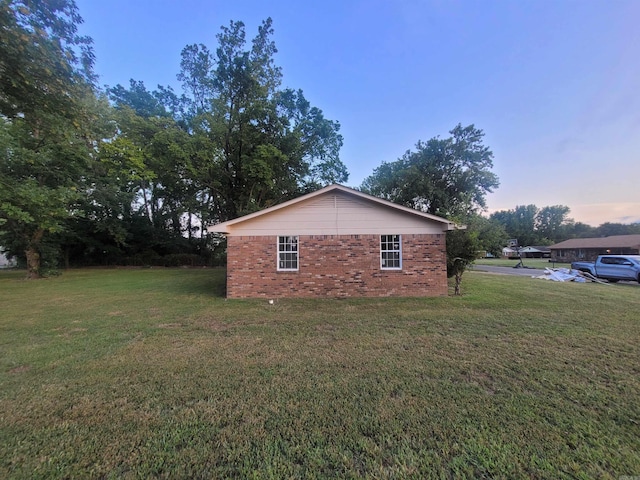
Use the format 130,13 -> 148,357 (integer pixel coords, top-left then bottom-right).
75,0 -> 640,226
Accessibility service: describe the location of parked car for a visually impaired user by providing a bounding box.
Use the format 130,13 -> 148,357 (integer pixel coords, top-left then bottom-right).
571,255 -> 640,283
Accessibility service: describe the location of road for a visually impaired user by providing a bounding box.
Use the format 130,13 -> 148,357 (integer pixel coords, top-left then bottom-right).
472,264 -> 639,286
471,264 -> 548,277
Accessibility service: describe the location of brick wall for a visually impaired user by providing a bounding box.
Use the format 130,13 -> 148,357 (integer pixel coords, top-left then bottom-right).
226,234 -> 448,298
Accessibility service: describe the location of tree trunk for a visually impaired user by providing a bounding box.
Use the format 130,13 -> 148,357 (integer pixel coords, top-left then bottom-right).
454,271 -> 463,296
141,182 -> 152,222
25,229 -> 45,279
25,247 -> 40,279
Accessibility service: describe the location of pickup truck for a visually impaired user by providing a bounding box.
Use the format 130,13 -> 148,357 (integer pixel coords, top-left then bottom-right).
571,255 -> 640,283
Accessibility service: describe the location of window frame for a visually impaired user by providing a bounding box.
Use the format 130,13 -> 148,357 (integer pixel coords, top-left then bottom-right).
380,234 -> 402,270
277,235 -> 299,271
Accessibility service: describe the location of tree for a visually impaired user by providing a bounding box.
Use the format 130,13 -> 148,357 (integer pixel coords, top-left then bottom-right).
361,124 -> 499,219
177,19 -> 348,223
446,228 -> 480,295
360,124 -> 500,294
593,222 -> 640,237
1,13 -> 348,271
466,214 -> 509,257
490,204 -> 576,246
536,205 -> 571,243
490,205 -> 539,247
439,214 -> 507,296
0,0 -> 97,278
564,221 -> 596,239
107,81 -> 193,236
0,0 -> 95,119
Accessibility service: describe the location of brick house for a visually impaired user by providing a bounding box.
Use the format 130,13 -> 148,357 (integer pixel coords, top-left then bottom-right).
207,184 -> 457,298
549,234 -> 640,263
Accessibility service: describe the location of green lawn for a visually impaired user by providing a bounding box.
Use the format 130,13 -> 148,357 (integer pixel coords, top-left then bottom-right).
1,268 -> 639,479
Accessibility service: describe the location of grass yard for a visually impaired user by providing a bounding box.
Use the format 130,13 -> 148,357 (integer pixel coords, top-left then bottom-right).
1,268 -> 639,479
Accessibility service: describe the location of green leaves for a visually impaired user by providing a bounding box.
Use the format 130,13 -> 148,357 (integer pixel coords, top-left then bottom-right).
490,204 -> 574,246
99,136 -> 150,182
362,124 -> 499,219
0,0 -> 95,120
176,19 -> 347,221
0,1 -> 97,276
360,124 -> 501,291
3,178 -> 80,223
2,11 -> 349,271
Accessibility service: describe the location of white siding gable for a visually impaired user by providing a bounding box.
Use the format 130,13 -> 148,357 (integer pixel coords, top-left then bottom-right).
222,191 -> 448,236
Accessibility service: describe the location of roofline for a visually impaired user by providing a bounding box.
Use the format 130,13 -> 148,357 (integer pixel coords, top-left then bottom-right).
207,184 -> 461,234
549,234 -> 640,249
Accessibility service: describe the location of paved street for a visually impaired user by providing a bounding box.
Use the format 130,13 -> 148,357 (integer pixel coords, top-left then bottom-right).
471,264 -> 549,277
471,264 -> 639,286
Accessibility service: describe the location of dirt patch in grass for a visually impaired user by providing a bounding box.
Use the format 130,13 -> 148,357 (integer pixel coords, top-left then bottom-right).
156,323 -> 183,329
8,365 -> 30,374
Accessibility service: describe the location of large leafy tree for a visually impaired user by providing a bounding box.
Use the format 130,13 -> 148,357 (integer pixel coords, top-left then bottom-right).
0,0 -> 95,118
361,124 -> 499,219
361,124 -> 500,292
50,79 -> 201,267
536,205 -> 572,243
566,221 -> 596,239
92,19 -> 347,262
593,222 -> 640,237
490,205 -> 540,247
0,0 -> 97,277
178,19 -> 348,223
1,11 -> 348,271
107,81 -> 193,236
490,204 -> 574,246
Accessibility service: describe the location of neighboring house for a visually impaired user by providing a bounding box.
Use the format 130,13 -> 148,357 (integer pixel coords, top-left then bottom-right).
0,250 -> 16,268
549,234 -> 640,263
207,184 -> 457,298
502,245 -> 550,259
518,245 -> 551,258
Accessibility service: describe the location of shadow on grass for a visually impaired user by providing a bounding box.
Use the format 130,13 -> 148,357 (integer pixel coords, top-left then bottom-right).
1,267 -> 229,299
169,267 -> 227,298
0,268 -> 27,280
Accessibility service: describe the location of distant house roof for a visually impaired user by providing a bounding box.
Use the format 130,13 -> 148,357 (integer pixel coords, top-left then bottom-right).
0,250 -> 15,268
207,184 -> 459,234
530,245 -> 551,252
519,245 -> 551,253
549,234 -> 640,250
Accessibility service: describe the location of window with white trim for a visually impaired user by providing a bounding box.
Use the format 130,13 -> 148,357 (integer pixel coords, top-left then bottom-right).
380,234 -> 402,270
278,236 -> 298,271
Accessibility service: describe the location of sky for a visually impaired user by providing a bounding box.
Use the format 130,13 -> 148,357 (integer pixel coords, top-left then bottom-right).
75,0 -> 640,227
